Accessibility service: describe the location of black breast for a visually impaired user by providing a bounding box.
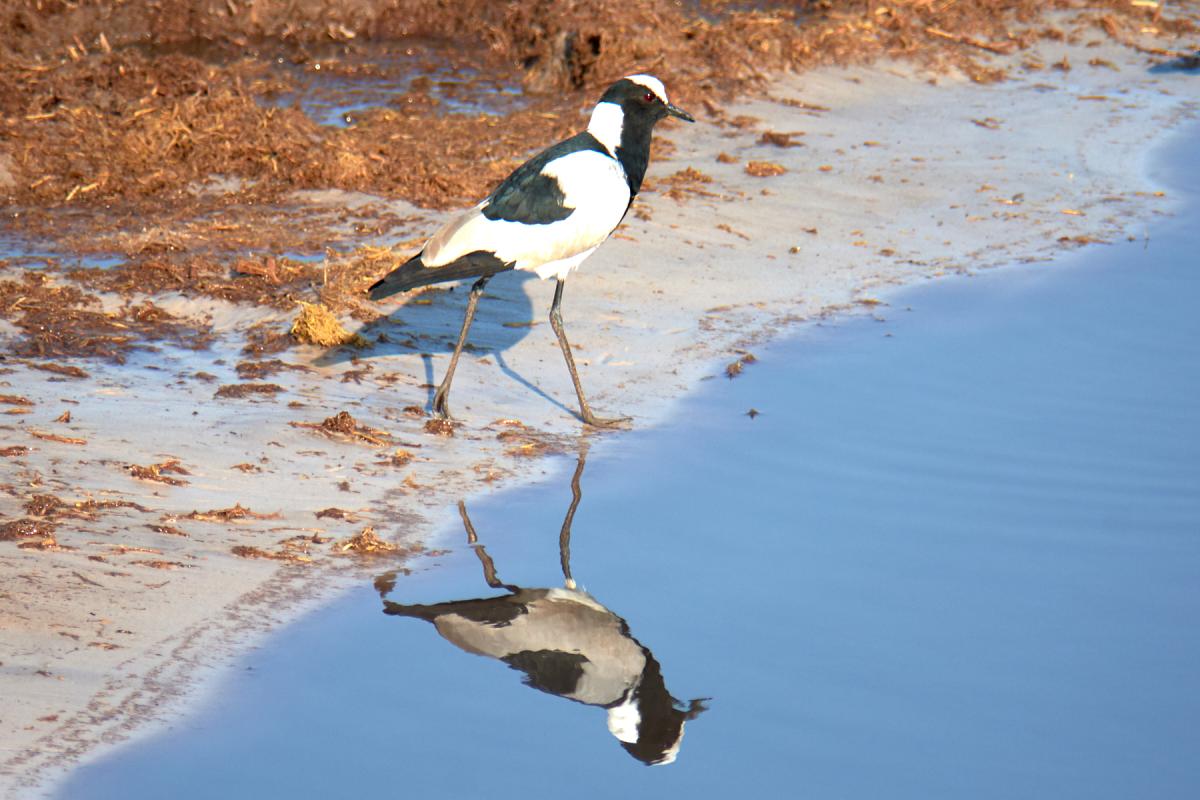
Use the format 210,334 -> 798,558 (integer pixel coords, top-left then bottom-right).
502,649 -> 589,696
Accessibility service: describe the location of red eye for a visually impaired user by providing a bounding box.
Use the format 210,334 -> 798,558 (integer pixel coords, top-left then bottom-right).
643,91 -> 654,103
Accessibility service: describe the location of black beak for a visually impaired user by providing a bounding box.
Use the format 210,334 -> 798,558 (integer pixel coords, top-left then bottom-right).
666,102 -> 695,123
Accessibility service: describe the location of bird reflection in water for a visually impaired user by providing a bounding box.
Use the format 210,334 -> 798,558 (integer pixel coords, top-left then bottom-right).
377,448 -> 706,765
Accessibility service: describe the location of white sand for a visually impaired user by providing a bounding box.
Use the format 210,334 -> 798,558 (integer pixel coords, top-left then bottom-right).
2,33 -> 1197,798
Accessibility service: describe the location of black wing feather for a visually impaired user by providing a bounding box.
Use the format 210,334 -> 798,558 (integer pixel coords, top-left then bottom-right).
482,131 -> 609,225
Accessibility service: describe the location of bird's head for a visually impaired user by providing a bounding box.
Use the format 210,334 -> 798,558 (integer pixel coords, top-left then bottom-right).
598,74 -> 694,126
587,74 -> 694,178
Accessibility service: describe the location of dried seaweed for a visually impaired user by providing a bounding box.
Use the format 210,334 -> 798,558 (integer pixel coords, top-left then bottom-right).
724,352 -> 757,379
290,410 -> 393,446
214,382 -> 285,399
186,503 -> 281,523
127,459 -> 191,486
3,0 -> 1190,216
1,518 -> 56,541
28,430 -> 87,445
424,418 -> 456,437
231,545 -> 313,564
745,161 -> 787,177
332,526 -> 399,556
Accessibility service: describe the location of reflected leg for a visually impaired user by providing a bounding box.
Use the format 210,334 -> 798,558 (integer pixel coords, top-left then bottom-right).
558,445 -> 589,589
458,500 -> 510,590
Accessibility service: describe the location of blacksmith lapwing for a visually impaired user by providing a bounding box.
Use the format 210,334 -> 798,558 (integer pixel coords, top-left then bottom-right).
379,449 -> 707,764
368,74 -> 694,426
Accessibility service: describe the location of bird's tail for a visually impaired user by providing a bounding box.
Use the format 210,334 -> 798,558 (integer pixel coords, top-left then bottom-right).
367,250 -> 513,301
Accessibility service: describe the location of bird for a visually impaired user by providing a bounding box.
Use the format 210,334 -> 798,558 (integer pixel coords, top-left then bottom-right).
378,448 -> 707,764
367,74 -> 694,427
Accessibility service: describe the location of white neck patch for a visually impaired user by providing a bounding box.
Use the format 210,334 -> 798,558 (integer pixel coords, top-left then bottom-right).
587,101 -> 623,156
626,74 -> 669,104
606,697 -> 642,744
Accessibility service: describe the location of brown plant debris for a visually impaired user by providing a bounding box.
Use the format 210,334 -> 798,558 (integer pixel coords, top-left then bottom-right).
424,418 -> 456,437
493,419 -> 569,458
23,493 -> 149,519
2,445 -> 31,457
0,0 -> 1189,225
28,362 -> 90,379
231,545 -> 312,564
290,302 -> 369,348
745,161 -> 787,177
657,166 -> 719,201
315,507 -> 355,520
24,494 -> 66,517
186,503 -> 281,523
131,559 -> 190,570
242,324 -> 295,357
128,459 -> 191,486
290,410 -> 393,446
235,359 -> 309,380
109,544 -> 163,555
716,223 -> 751,241
18,535 -> 68,551
725,352 -> 758,379
214,382 -> 285,399
332,526 -> 399,556
0,270 -> 212,362
924,25 -> 1019,55
28,430 -> 87,445
377,448 -> 416,467
0,394 -> 34,406
1,518 -> 57,541
758,131 -> 804,147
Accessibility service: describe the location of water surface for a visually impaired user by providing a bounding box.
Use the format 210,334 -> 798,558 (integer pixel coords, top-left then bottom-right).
59,126 -> 1200,798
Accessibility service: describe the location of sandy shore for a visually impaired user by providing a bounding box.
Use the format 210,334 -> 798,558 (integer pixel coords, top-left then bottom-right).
2,32 -> 1198,798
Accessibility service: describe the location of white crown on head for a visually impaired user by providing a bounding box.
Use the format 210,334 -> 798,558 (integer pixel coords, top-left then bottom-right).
625,74 -> 669,104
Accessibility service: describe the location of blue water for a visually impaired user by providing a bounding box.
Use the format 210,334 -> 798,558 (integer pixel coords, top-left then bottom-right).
58,127 -> 1200,798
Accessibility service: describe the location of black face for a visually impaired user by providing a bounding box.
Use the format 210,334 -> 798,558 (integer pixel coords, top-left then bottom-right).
599,78 -> 695,125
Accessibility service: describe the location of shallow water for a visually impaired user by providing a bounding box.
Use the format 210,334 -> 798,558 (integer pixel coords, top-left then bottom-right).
268,41 -> 526,126
58,126 -> 1200,798
128,38 -> 525,127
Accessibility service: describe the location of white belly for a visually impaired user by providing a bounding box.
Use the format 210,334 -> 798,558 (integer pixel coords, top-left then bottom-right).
422,150 -> 630,278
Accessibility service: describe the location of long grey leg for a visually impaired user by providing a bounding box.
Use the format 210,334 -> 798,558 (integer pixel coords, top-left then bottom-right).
433,275 -> 490,419
548,278 -> 629,428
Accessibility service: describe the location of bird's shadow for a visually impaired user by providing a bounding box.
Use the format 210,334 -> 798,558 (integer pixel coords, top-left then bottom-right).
1148,52 -> 1200,74
374,447 -> 708,765
313,271 -> 568,413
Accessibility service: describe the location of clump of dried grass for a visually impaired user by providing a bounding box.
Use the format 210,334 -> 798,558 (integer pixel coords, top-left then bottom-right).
333,526 -> 399,555
290,301 -> 369,348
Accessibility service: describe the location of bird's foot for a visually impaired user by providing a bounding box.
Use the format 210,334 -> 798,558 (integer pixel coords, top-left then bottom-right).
578,410 -> 632,429
432,392 -> 452,420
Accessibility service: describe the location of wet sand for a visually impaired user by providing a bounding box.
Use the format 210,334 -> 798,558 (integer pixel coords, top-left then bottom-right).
2,32 -> 1199,798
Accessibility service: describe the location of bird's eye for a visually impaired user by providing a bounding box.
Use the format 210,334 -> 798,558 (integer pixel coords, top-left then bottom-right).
643,91 -> 655,103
